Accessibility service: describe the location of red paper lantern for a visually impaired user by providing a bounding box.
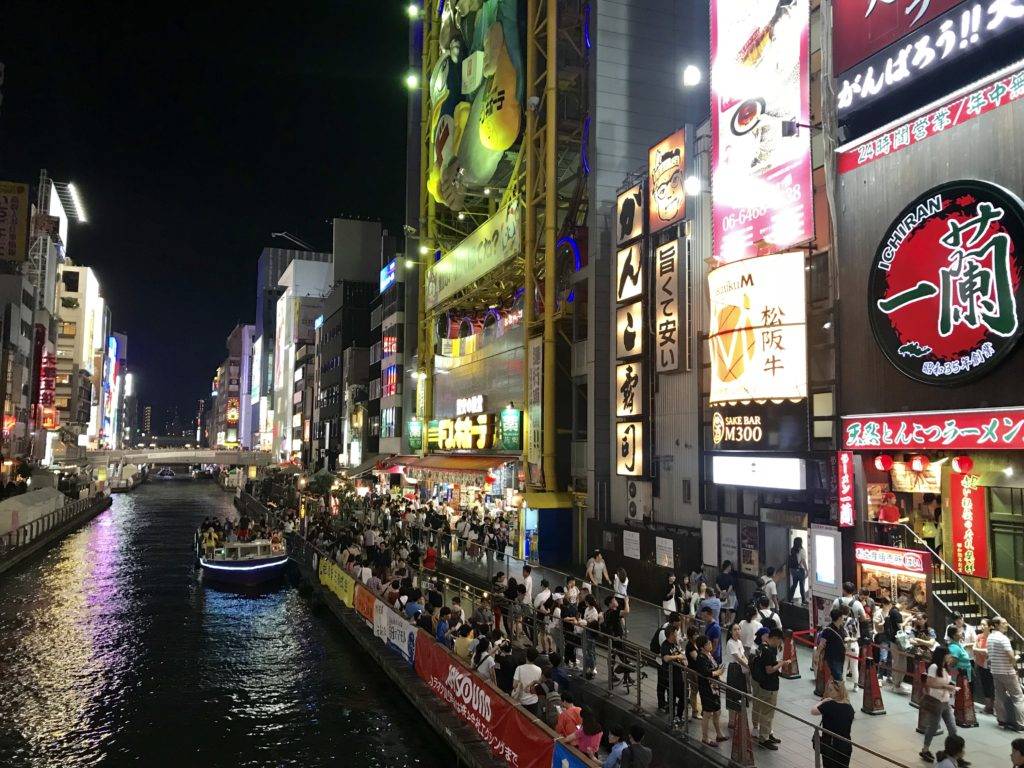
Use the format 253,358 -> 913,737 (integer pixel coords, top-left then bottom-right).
873,454 -> 894,472
910,455 -> 930,473
951,455 -> 974,474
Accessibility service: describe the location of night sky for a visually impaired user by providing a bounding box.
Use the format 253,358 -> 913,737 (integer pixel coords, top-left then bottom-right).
0,2 -> 410,424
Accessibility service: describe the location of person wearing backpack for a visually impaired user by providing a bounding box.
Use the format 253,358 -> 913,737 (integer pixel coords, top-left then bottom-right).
653,612 -> 682,713
750,628 -> 791,750
755,596 -> 781,633
831,582 -> 867,685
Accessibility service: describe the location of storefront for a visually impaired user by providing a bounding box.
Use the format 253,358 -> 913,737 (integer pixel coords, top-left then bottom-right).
853,541 -> 930,616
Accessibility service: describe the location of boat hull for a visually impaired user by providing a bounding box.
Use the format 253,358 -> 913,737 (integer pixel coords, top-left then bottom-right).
199,555 -> 289,588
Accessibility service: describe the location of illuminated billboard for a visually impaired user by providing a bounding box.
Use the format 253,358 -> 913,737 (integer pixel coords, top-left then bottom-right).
708,251 -> 807,403
0,181 -> 30,262
379,259 -> 397,293
648,129 -> 686,234
711,0 -> 813,264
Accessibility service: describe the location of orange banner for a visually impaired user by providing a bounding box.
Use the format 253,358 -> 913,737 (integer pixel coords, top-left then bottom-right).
354,584 -> 376,624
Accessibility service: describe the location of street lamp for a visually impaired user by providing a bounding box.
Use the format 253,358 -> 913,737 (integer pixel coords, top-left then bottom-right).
407,3 -> 420,19
684,175 -> 702,196
682,65 -> 702,88
404,72 -> 420,90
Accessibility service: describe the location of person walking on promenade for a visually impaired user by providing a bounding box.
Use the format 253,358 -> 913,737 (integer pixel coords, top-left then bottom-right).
812,679 -> 855,768
751,627 -> 790,750
919,648 -> 961,764
586,550 -> 611,593
788,537 -> 808,604
989,617 -> 1024,731
973,619 -> 995,715
614,567 -> 630,635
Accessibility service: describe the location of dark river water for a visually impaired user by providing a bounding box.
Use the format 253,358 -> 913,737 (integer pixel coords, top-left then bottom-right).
0,482 -> 452,767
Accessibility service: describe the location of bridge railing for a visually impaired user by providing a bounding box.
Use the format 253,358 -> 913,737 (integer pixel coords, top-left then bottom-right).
0,496 -> 98,558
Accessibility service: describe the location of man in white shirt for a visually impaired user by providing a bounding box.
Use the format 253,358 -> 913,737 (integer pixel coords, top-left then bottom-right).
521,565 -> 534,603
988,616 -> 1024,730
533,579 -> 552,609
512,647 -> 543,715
760,567 -> 779,611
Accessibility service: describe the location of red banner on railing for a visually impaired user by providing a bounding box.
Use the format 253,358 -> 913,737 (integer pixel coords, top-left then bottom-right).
414,631 -> 554,768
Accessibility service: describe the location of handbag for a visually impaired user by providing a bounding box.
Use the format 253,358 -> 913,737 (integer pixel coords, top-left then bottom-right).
919,693 -> 944,715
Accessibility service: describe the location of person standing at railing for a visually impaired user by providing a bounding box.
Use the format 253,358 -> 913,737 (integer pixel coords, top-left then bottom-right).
724,622 -> 750,733
660,624 -> 688,726
811,679 -> 854,768
693,634 -> 727,748
662,573 -> 684,617
989,617 -> 1024,732
586,550 -> 611,594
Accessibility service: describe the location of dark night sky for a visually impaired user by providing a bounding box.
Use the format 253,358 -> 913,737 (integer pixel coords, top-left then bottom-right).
0,2 -> 410,424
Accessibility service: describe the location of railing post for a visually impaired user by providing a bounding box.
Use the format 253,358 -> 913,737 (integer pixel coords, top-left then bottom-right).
634,646 -> 643,713
606,634 -> 615,694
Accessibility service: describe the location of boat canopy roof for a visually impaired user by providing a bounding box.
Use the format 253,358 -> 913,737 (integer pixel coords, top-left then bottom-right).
209,539 -> 285,561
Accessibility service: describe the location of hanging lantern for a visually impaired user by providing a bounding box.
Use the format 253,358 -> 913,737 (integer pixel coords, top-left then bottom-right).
952,455 -> 974,474
873,454 -> 894,472
910,455 -> 930,473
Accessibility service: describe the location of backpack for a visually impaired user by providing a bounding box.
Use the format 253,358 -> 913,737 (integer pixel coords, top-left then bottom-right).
788,550 -> 800,569
757,608 -> 781,632
650,624 -> 665,654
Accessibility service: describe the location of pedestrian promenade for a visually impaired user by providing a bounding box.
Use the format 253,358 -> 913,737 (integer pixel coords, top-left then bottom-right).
439,544 -> 1014,768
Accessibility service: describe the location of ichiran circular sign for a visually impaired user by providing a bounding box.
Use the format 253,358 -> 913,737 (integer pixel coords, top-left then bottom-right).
869,180 -> 1024,386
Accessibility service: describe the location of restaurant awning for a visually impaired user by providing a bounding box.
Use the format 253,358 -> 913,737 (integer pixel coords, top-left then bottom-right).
522,491 -> 574,509
342,454 -> 387,478
383,455 -> 515,472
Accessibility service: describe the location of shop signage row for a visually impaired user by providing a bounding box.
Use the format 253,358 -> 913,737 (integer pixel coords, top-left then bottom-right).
950,471 -> 990,578
648,129 -> 686,235
838,450 -> 856,527
836,0 -> 1024,118
407,409 -> 523,453
653,239 -> 684,373
843,407 -> 1024,450
710,0 -> 813,264
710,399 -> 807,452
869,180 -> 1024,386
614,200 -> 648,479
425,200 -> 522,311
616,183 -> 645,246
838,63 -> 1024,174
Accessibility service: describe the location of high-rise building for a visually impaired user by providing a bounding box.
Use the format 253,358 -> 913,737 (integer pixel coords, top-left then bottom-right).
55,264 -> 107,443
210,323 -> 253,447
142,405 -> 152,436
162,405 -> 180,437
251,247 -> 330,450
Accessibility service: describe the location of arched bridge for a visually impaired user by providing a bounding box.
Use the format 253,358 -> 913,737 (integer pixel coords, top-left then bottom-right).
86,448 -> 273,467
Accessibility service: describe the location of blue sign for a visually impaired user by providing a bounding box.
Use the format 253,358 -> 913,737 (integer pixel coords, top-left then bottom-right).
552,742 -> 590,768
380,259 -> 397,293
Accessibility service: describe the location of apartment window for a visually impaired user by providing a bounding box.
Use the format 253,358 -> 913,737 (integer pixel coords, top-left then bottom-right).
381,407 -> 402,438
62,271 -> 80,293
989,486 -> 1024,582
55,396 -> 70,409
369,415 -> 381,437
59,321 -> 77,337
382,365 -> 401,397
382,324 -> 403,356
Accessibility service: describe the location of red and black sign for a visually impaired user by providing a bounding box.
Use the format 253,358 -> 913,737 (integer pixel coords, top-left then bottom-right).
869,180 -> 1024,386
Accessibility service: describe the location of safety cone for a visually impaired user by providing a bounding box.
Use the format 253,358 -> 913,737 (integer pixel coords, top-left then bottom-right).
954,671 -> 979,728
861,655 -> 886,715
910,660 -> 926,708
730,700 -> 756,768
781,630 -> 801,680
814,656 -> 833,697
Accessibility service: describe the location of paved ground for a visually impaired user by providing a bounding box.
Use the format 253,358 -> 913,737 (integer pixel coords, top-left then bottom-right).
437,544 -> 1015,768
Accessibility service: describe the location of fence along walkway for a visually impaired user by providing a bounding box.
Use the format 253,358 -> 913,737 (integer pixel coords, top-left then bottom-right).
407,524 -> 1013,768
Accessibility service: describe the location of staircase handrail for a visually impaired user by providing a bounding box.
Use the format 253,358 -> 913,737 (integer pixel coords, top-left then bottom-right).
867,519 -> 1024,647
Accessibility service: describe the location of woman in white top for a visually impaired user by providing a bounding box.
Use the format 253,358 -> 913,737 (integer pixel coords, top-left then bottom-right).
919,650 -> 960,763
473,637 -> 498,686
737,605 -> 762,658
724,622 -> 750,728
662,573 -> 683,616
690,582 -> 707,618
614,568 -> 630,633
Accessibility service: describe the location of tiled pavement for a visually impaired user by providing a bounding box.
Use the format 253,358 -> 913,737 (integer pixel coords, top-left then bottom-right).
437,545 -> 1016,768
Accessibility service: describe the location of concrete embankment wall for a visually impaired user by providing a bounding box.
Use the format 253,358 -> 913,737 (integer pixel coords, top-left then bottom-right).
0,495 -> 113,576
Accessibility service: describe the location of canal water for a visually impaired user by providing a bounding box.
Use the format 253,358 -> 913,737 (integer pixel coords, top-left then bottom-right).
0,482 -> 453,767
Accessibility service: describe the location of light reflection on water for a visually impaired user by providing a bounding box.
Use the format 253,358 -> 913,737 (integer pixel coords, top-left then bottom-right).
0,483 -> 451,767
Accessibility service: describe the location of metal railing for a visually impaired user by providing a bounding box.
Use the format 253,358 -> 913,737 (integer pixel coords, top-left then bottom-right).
0,496 -> 99,557
866,520 -> 1024,648
253,496 -> 918,768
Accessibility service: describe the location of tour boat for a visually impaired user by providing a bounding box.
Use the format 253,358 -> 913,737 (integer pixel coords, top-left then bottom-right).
198,538 -> 289,588
154,468 -> 176,480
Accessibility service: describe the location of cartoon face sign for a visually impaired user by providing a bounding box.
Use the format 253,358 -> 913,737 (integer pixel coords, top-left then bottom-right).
648,129 -> 686,233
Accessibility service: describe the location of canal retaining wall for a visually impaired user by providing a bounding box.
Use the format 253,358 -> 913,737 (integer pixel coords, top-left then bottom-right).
0,494 -> 113,577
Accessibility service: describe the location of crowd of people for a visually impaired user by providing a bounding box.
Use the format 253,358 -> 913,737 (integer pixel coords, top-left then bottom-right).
198,514 -> 284,555
255,485 -> 1024,768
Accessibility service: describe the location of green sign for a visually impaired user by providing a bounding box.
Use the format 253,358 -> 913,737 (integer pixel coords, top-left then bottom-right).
407,418 -> 423,452
497,408 -> 523,452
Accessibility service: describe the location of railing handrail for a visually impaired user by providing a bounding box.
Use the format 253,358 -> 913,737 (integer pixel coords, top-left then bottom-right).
866,520 -> 1024,647
257,495 -> 916,768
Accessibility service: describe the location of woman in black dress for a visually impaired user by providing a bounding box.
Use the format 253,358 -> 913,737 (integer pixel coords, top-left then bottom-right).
812,680 -> 855,768
693,634 -> 728,747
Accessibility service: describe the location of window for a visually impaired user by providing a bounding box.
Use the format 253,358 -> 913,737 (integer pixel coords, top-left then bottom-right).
990,487 -> 1024,582
382,365 -> 401,397
62,271 -> 80,293
381,407 -> 402,438
59,321 -> 77,337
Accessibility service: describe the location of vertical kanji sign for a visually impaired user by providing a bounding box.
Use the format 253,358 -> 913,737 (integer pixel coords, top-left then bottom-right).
654,239 -> 684,373
950,471 -> 989,579
837,450 -> 856,527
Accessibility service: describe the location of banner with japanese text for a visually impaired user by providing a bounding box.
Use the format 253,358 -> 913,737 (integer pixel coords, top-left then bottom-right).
318,558 -> 356,606
354,584 -> 376,625
838,451 -> 856,528
843,408 -> 1024,451
373,597 -> 418,666
414,631 -> 554,768
950,472 -> 989,579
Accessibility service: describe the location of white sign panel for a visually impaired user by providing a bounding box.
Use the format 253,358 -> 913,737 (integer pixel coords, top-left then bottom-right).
616,301 -> 644,359
654,239 -> 684,373
425,200 -> 522,310
720,521 -> 739,566
616,361 -> 643,418
712,455 -> 807,490
623,530 -> 641,560
616,244 -> 643,303
708,251 -> 807,403
374,599 -> 417,665
616,183 -> 645,245
702,519 -> 720,566
527,336 -> 543,469
656,536 -> 674,568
